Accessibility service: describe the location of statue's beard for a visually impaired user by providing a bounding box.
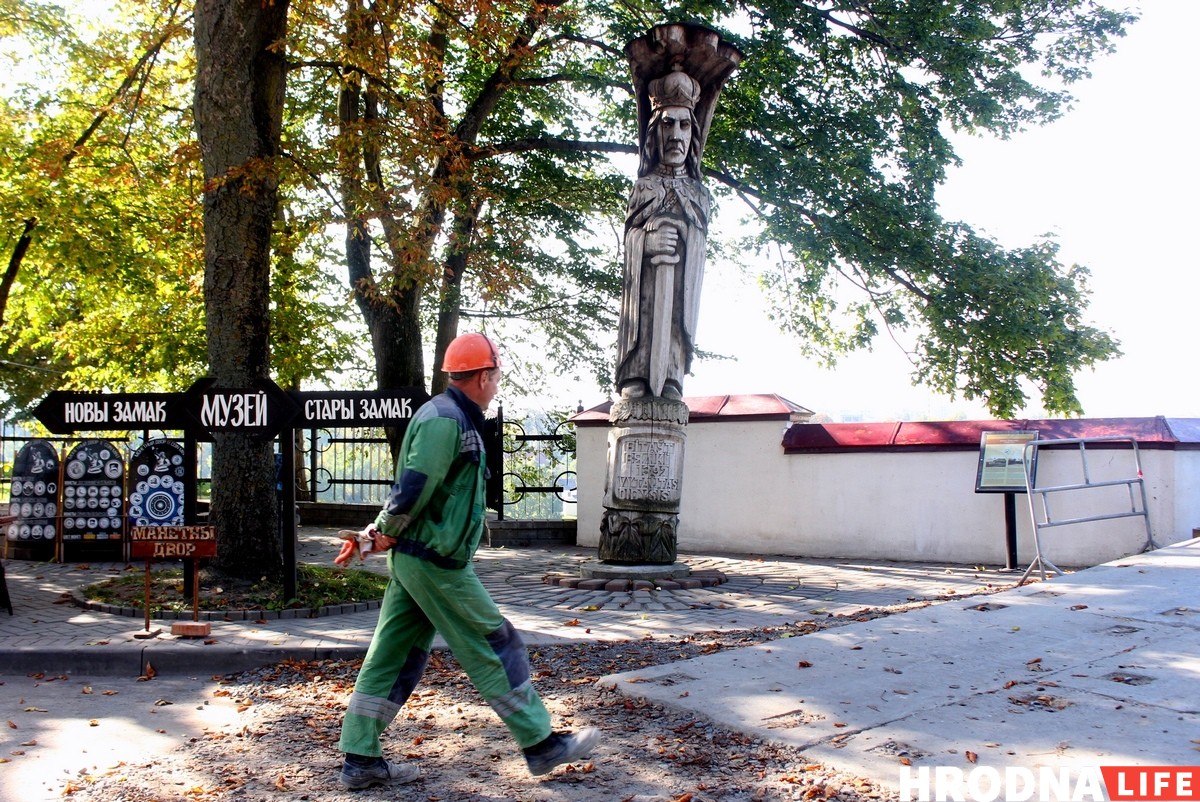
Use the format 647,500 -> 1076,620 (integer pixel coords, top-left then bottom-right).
662,143 -> 687,164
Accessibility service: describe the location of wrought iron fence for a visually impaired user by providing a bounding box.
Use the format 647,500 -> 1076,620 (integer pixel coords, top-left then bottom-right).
0,404 -> 577,526
491,405 -> 578,521
292,405 -> 577,520
296,426 -> 393,504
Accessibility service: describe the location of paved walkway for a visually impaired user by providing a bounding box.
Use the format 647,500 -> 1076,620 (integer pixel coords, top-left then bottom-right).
1,526 -> 1010,676
602,538 -> 1200,793
4,528 -> 1198,797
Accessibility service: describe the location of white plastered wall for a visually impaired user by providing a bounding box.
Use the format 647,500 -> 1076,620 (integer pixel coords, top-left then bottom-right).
575,420 -> 1194,567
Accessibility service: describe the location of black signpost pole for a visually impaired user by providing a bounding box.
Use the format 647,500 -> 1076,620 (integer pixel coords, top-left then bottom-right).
280,431 -> 297,603
1003,492 -> 1018,570
183,429 -> 199,598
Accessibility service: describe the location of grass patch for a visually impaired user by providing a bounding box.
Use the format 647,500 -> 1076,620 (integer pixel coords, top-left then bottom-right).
82,563 -> 388,613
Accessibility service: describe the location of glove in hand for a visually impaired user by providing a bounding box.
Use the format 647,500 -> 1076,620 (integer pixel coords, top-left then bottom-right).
334,524 -> 380,566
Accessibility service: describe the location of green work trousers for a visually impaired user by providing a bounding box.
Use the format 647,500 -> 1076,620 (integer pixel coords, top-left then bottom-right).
338,551 -> 552,756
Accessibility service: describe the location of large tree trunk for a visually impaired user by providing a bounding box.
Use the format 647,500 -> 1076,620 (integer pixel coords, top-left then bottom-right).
193,0 -> 290,581
431,194 -> 482,397
338,4 -> 425,460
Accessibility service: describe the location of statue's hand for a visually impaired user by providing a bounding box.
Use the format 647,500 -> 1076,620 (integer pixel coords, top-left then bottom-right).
645,222 -> 680,266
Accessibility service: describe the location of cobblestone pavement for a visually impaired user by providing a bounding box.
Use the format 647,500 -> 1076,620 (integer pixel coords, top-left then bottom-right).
0,526 -> 1017,676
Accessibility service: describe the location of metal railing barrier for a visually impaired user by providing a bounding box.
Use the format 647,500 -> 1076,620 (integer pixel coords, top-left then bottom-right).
1020,436 -> 1158,584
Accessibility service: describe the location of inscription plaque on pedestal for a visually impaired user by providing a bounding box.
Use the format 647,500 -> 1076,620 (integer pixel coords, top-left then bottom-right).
612,433 -> 684,506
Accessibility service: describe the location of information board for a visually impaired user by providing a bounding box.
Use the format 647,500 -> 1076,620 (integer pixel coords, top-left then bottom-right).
975,430 -> 1039,493
7,440 -> 59,542
61,439 -> 125,541
127,439 -> 186,527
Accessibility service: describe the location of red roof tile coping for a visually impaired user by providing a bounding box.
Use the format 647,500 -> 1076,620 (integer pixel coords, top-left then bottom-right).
572,394 -> 813,425
783,416 -> 1200,452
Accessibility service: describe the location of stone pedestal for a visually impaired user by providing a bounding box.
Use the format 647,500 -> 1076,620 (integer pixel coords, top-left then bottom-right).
599,397 -> 688,565
580,561 -> 691,581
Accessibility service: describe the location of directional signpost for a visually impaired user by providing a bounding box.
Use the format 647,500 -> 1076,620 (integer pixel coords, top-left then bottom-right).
33,391 -> 187,434
291,388 -> 426,428
31,379 -> 429,605
178,377 -> 301,440
32,381 -> 425,441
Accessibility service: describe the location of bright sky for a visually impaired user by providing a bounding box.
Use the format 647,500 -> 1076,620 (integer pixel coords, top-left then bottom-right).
671,0 -> 1199,422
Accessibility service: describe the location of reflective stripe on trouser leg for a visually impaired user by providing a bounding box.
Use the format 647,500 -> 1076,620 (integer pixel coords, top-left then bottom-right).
338,562 -> 435,758
395,553 -> 552,748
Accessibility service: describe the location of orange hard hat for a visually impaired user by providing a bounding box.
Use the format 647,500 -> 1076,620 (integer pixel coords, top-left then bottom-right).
441,332 -> 501,373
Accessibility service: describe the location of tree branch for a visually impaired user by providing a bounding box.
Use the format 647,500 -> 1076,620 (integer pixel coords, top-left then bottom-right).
453,0 -> 567,144
510,72 -> 630,94
0,3 -> 190,327
470,137 -> 635,159
532,32 -> 625,59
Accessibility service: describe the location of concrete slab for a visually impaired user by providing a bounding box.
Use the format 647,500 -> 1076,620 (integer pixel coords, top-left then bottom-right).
804,685 -> 1200,791
599,540 -> 1200,794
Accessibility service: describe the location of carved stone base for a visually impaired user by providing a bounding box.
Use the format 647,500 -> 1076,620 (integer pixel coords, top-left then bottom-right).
600,395 -> 689,565
599,508 -> 679,564
609,396 -> 689,425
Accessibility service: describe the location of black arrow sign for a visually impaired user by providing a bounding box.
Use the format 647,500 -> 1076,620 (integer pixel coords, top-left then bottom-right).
32,390 -> 187,434
290,388 -> 430,427
33,383 -> 428,437
178,377 -> 301,439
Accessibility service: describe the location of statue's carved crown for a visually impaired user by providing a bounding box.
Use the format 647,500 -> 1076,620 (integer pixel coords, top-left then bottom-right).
649,66 -> 701,111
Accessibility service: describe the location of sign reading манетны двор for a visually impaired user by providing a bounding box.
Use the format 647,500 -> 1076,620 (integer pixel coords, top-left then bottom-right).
129,525 -> 217,560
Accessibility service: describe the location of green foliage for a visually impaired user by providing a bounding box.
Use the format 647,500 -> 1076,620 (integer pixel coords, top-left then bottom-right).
2,0 -> 1133,420
692,1 -> 1132,416
0,0 -> 358,415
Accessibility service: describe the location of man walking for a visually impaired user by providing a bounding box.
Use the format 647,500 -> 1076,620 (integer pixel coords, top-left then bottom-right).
336,332 -> 599,790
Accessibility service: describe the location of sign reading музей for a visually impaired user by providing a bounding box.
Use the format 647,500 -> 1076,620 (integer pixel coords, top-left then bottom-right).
129,525 -> 217,560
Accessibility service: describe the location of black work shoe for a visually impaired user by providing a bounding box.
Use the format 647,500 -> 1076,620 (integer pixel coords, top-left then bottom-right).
339,755 -> 420,790
524,727 -> 601,776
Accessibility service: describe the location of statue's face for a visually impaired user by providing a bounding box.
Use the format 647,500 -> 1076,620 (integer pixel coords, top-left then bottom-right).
656,106 -> 692,168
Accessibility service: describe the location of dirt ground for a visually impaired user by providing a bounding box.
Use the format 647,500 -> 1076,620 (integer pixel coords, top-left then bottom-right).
48,619 -> 909,802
